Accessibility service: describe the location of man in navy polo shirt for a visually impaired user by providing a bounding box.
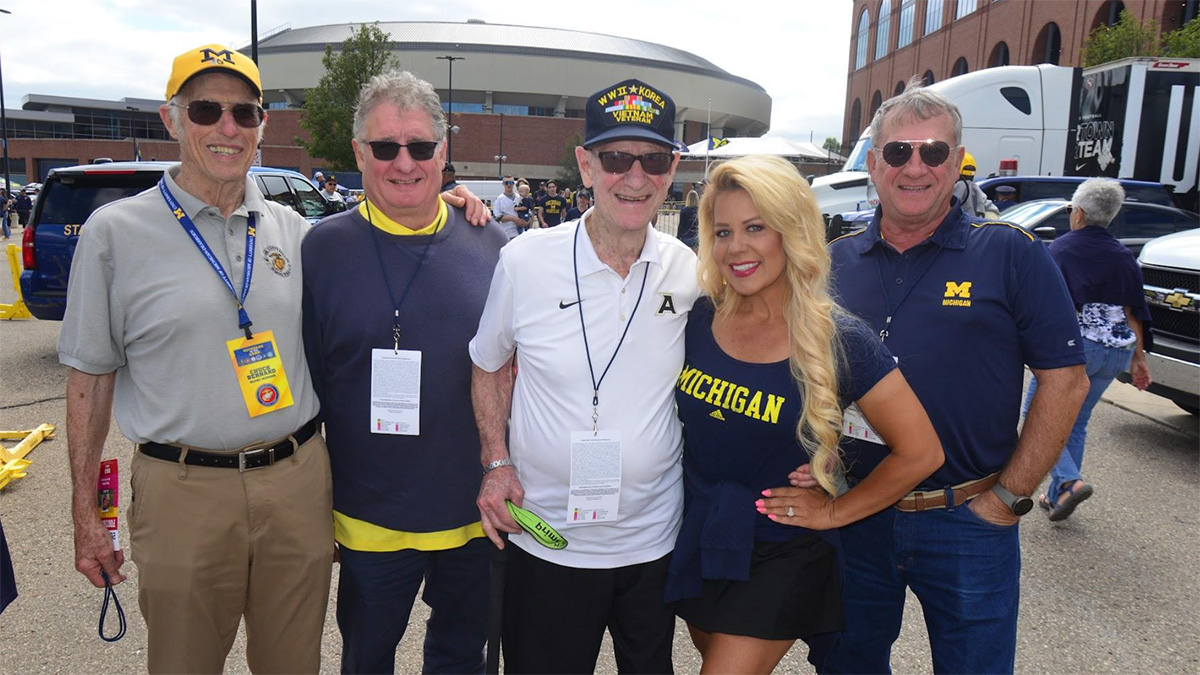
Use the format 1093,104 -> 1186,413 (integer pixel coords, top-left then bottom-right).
823,83 -> 1089,674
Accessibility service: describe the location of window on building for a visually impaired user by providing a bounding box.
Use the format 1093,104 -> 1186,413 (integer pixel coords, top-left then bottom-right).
1033,22 -> 1062,65
898,0 -> 916,47
1161,0 -> 1199,27
876,0 -> 892,60
925,0 -> 944,33
850,99 -> 863,139
856,9 -> 871,69
923,70 -> 936,86
895,80 -> 906,96
870,90 -> 883,117
951,57 -> 969,77
955,0 -> 978,19
988,41 -> 1010,67
1093,0 -> 1126,31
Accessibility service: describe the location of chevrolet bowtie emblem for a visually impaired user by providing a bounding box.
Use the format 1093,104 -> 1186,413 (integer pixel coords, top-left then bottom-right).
1165,291 -> 1193,310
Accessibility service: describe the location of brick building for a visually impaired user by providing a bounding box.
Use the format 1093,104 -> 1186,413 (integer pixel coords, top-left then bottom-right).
842,0 -> 1198,148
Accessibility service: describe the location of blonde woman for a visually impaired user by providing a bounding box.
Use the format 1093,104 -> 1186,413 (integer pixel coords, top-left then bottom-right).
664,155 -> 943,673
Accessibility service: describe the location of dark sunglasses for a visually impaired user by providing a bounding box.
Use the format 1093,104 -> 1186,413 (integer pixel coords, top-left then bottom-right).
173,101 -> 264,128
594,151 -> 674,176
364,140 -> 439,162
878,140 -> 954,168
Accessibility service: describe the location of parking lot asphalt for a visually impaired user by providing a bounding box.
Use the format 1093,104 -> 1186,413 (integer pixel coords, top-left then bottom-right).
1,242 -> 1197,673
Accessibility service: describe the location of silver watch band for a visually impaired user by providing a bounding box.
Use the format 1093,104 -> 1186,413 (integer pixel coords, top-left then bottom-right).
483,458 -> 513,474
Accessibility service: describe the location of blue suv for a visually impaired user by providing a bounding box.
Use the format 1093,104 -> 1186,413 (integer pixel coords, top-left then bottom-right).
19,162 -> 342,321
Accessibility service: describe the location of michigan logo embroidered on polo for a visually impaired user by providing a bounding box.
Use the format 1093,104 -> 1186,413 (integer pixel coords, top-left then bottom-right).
942,281 -> 972,307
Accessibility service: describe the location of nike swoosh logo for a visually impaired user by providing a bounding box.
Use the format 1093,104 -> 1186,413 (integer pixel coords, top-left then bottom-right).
559,299 -> 582,309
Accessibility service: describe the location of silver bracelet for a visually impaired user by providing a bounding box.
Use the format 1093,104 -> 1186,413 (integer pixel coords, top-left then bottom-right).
483,458 -> 513,475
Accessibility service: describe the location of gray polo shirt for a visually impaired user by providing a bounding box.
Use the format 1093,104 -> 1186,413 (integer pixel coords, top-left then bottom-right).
58,165 -> 319,450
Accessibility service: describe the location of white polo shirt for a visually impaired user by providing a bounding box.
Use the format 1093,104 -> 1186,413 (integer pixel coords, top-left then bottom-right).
492,191 -> 520,240
470,212 -> 698,568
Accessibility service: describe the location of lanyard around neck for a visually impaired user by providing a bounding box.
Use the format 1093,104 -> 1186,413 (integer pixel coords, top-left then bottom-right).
572,219 -> 649,434
366,200 -> 446,351
160,180 -> 256,339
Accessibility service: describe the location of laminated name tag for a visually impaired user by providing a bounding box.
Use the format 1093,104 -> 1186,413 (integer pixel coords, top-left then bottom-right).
564,431 -> 622,526
225,330 -> 295,418
842,403 -> 885,445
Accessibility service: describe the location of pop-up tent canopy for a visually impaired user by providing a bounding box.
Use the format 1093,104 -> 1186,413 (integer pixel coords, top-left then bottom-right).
684,136 -> 846,162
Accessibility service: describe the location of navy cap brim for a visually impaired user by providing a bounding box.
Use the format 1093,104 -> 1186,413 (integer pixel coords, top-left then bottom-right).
584,126 -> 675,149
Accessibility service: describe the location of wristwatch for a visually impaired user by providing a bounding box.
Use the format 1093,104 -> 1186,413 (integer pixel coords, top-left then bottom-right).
991,482 -> 1034,516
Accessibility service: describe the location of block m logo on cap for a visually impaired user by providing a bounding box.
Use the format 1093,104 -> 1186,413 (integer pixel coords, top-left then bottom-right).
199,47 -> 237,66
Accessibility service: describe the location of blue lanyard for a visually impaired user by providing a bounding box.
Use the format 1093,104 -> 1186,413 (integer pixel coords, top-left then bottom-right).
159,180 -> 256,339
365,201 -> 443,351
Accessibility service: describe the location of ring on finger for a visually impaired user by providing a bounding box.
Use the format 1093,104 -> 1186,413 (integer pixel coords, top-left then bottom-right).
786,506 -> 795,517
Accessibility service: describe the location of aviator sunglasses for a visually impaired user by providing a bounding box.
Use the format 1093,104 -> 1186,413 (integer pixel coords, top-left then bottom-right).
877,140 -> 954,168
171,101 -> 265,128
364,140 -> 439,162
594,151 -> 674,175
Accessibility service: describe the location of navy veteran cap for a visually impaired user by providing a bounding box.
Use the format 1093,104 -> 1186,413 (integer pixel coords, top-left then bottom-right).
584,79 -> 676,149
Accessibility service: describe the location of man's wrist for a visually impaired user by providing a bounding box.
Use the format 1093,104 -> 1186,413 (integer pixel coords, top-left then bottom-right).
483,458 -> 514,474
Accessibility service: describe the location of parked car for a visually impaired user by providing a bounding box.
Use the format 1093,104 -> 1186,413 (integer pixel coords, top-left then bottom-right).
19,161 -> 343,321
1117,229 -> 1200,415
827,176 -> 1185,241
1000,199 -> 1198,256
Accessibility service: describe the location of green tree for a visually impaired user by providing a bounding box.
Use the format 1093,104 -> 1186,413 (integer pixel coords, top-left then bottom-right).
297,23 -> 400,171
1163,18 -> 1200,58
822,136 -> 841,153
557,132 -> 585,188
1081,10 -> 1161,67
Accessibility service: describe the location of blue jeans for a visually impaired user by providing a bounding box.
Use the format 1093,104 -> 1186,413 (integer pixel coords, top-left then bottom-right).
823,504 -> 1021,674
1,212 -> 9,238
336,538 -> 491,674
1023,338 -> 1132,504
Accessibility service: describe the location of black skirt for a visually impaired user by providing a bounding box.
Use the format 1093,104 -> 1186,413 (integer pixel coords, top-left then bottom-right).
675,534 -> 842,641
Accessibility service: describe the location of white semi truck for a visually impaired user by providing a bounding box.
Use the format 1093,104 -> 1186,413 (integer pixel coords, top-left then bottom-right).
813,57 -> 1200,219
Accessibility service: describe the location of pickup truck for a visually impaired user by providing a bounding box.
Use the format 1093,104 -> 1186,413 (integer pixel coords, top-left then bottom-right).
1118,229 -> 1200,415
18,162 -> 343,321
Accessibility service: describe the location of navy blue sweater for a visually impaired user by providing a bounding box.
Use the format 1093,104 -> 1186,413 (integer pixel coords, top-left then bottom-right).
302,205 -> 508,533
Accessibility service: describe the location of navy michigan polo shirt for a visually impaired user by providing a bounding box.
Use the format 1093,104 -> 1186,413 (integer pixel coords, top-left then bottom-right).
829,206 -> 1084,490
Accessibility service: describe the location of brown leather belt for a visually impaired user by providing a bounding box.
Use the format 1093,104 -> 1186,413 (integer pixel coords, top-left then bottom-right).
893,473 -> 998,512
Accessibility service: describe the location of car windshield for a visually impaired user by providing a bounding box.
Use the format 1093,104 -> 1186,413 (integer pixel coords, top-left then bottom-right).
287,176 -> 331,219
37,172 -> 160,224
999,201 -> 1064,225
842,135 -> 872,172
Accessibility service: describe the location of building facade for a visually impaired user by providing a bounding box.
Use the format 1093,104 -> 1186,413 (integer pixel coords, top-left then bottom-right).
842,0 -> 1197,148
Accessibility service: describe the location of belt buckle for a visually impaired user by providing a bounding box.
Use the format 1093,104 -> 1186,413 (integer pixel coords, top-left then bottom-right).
238,447 -> 275,472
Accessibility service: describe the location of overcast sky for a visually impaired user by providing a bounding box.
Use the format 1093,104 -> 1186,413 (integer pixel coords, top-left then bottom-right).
0,0 -> 853,144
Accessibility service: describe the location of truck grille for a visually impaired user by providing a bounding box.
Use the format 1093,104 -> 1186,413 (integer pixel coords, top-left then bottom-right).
1142,266 -> 1200,294
1148,304 -> 1199,341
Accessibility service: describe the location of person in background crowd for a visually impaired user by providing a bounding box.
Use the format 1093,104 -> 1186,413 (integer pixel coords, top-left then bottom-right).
441,163 -> 458,191
1023,177 -> 1152,521
493,174 -> 523,239
0,190 -> 10,240
536,180 -> 567,228
301,69 -> 507,674
952,151 -> 999,219
516,183 -> 535,230
564,190 -> 590,221
321,177 -> 345,204
995,185 -> 1017,208
470,77 -> 695,673
313,170 -> 325,189
821,80 -> 1088,674
676,189 -> 700,249
16,190 -> 32,227
670,154 -> 943,672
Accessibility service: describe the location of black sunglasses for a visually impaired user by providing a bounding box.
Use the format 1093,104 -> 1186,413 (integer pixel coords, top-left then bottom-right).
173,101 -> 264,128
594,151 -> 674,176
364,140 -> 439,162
878,140 -> 954,168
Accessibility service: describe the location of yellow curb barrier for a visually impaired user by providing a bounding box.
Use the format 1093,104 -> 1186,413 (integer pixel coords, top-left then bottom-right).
0,423 -> 55,490
1,243 -> 33,320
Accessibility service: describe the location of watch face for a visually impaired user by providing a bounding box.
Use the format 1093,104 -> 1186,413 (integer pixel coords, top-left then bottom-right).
1013,497 -> 1035,516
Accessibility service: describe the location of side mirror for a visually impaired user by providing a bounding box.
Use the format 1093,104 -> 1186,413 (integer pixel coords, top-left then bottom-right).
1032,226 -> 1057,240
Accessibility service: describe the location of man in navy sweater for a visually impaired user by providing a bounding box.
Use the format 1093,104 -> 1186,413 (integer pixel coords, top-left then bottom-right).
301,70 -> 508,674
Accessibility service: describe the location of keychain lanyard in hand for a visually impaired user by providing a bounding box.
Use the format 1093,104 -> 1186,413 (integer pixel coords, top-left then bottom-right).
160,180 -> 256,340
366,200 -> 444,352
572,220 -> 649,434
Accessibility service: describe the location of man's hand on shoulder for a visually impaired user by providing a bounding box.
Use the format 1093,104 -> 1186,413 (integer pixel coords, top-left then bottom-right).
476,464 -> 525,549
442,185 -> 490,227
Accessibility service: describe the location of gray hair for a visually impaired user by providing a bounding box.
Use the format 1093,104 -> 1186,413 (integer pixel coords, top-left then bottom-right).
1071,177 -> 1125,227
869,76 -> 962,146
353,70 -> 447,142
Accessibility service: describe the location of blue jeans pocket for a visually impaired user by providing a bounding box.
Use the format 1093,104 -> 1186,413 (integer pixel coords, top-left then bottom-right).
958,500 -> 1018,530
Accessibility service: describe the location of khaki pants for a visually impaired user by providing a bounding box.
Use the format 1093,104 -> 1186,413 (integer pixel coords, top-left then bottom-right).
129,433 -> 334,674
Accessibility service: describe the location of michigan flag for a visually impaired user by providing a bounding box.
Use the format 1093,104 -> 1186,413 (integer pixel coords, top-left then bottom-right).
708,137 -> 730,151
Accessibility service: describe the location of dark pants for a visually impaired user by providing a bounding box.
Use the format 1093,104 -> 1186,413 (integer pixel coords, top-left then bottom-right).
337,537 -> 491,674
502,545 -> 675,674
823,504 -> 1021,675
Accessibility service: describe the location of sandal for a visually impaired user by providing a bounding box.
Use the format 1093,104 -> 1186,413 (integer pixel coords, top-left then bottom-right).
1047,480 -> 1093,522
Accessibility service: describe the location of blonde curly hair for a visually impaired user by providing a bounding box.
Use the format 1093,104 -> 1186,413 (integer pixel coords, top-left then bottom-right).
697,155 -> 846,495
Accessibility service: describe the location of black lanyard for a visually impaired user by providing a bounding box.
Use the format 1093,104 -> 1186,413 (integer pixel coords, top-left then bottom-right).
572,219 -> 649,434
160,180 -> 257,339
366,201 -> 445,352
872,237 -> 944,342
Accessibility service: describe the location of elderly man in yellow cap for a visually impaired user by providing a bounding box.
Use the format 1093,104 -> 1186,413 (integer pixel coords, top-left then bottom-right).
59,44 -> 327,673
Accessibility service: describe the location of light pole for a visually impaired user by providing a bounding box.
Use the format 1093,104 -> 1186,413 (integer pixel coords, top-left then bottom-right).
0,9 -> 11,198
436,55 -> 464,164
125,106 -> 140,160
494,113 -> 506,178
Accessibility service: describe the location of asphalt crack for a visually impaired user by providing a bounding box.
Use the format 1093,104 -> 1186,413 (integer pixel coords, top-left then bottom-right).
0,395 -> 67,410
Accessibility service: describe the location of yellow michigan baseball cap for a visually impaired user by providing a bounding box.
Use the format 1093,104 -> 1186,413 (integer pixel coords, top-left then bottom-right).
165,44 -> 263,101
